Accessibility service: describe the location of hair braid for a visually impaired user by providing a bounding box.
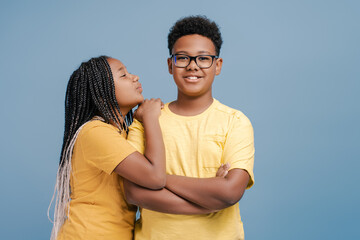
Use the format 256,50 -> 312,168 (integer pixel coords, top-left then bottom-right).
49,56 -> 134,240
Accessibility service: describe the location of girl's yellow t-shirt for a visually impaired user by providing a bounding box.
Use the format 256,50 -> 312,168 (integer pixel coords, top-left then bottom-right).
57,120 -> 137,240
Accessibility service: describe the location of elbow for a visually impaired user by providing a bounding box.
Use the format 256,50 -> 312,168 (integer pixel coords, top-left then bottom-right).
206,193 -> 243,211
124,184 -> 138,205
125,192 -> 136,205
147,174 -> 166,190
123,180 -> 144,206
223,196 -> 241,207
221,189 -> 245,208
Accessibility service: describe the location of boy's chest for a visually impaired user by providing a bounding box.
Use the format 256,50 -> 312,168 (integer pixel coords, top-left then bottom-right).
160,118 -> 229,177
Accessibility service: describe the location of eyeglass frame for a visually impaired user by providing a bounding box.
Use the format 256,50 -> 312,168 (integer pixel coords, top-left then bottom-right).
170,54 -> 219,69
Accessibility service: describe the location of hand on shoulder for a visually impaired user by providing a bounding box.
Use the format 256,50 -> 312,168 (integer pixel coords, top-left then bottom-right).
134,98 -> 164,123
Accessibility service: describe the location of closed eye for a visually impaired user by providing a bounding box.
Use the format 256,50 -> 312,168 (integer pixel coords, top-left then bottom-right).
198,56 -> 211,61
177,56 -> 189,60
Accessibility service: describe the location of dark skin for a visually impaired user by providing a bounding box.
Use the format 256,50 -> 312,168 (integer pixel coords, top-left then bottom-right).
124,34 -> 250,213
107,58 -> 166,190
114,98 -> 166,190
124,163 -> 231,214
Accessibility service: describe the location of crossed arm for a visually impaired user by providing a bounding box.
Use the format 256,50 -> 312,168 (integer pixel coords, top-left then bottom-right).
124,168 -> 250,214
124,115 -> 254,214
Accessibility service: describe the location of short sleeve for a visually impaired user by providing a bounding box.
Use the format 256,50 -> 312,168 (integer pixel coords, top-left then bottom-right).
78,122 -> 137,175
223,113 -> 255,189
127,119 -> 146,154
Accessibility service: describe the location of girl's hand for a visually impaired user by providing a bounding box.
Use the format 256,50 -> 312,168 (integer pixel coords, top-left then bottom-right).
134,98 -> 164,123
216,163 -> 230,178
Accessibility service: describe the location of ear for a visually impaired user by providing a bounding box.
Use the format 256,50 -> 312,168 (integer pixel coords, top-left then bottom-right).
167,58 -> 173,74
215,57 -> 223,76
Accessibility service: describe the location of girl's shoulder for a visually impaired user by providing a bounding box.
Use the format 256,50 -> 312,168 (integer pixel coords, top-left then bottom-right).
79,120 -> 120,139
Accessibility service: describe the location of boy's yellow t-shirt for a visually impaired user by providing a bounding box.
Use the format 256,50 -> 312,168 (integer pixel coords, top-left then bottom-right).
57,120 -> 137,240
127,99 -> 255,240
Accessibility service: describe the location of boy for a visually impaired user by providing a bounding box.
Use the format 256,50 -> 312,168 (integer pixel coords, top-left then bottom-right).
125,15 -> 255,240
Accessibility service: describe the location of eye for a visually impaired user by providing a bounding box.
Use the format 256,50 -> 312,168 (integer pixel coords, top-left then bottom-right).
176,55 -> 189,61
198,56 -> 211,61
120,73 -> 127,78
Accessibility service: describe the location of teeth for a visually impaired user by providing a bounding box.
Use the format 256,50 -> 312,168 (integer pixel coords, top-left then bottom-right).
187,77 -> 198,80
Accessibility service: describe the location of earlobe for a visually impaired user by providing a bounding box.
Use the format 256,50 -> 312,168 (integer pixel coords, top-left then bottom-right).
167,58 -> 173,74
215,58 -> 223,76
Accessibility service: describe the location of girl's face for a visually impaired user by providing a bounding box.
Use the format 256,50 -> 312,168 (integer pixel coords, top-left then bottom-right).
107,58 -> 144,114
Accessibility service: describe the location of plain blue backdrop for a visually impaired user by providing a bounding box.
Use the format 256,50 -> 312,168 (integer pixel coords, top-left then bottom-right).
1,0 -> 359,239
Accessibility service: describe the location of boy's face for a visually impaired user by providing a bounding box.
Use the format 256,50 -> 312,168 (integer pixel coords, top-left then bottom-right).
167,34 -> 223,97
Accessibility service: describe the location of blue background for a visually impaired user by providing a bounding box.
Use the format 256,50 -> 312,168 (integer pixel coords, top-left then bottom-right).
1,0 -> 359,239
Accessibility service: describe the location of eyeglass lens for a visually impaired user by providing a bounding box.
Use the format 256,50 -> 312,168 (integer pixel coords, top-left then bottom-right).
174,55 -> 214,68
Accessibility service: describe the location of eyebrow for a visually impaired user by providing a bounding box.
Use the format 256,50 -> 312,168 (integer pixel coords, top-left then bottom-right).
175,50 -> 213,55
118,67 -> 124,72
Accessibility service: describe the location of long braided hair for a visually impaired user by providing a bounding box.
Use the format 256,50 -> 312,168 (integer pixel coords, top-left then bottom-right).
48,56 -> 133,240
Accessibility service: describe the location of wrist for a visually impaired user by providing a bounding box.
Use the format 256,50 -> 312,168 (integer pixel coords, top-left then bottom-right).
143,115 -> 159,127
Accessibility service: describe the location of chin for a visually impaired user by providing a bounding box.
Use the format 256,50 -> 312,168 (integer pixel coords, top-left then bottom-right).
181,89 -> 207,97
134,97 -> 144,106
127,100 -> 142,110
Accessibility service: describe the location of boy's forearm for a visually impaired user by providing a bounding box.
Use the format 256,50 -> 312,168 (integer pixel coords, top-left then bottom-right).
165,169 -> 250,210
124,179 -> 215,215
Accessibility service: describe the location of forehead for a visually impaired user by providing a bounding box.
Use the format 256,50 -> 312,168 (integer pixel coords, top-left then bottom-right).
107,58 -> 126,73
172,34 -> 216,55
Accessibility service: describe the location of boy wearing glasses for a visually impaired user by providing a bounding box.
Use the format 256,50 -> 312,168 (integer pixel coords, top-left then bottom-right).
126,16 -> 255,240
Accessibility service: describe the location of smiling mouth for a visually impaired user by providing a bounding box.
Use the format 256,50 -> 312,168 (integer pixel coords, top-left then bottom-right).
184,76 -> 202,82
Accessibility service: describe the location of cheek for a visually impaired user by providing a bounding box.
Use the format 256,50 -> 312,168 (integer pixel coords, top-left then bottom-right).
172,70 -> 183,82
172,76 -> 184,89
115,91 -> 126,104
115,82 -> 131,103
114,82 -> 142,106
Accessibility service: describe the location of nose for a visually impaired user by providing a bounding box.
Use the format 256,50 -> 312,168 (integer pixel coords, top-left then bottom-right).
132,74 -> 139,82
186,58 -> 199,70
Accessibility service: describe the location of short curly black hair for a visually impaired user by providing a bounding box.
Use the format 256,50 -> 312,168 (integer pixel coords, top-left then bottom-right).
168,15 -> 223,56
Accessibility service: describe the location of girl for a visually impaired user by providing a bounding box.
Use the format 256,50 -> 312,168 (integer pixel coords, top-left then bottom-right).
48,56 -> 165,240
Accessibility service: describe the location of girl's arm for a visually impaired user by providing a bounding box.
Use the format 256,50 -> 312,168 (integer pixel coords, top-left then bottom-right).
114,98 -> 166,190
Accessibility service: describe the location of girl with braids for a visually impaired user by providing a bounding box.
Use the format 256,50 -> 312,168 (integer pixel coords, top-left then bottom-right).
48,56 -> 165,240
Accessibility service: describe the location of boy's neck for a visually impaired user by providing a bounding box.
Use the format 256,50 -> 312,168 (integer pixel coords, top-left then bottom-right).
169,92 -> 214,116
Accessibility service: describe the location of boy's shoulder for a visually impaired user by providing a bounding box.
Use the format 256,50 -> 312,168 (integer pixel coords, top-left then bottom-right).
213,99 -> 250,121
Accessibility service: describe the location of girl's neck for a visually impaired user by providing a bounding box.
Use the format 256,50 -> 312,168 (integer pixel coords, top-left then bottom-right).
109,109 -> 128,129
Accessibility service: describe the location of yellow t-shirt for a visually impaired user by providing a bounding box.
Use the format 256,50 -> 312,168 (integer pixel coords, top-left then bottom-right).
127,99 -> 255,240
58,120 -> 137,240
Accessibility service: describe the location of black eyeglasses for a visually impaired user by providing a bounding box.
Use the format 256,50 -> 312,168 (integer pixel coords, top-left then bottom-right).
171,54 -> 218,69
